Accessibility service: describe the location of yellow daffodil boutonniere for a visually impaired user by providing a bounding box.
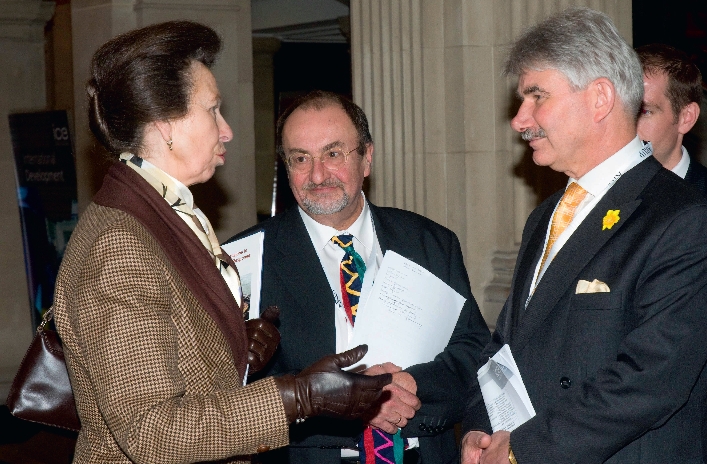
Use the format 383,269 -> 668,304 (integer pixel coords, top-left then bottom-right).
602,210 -> 620,230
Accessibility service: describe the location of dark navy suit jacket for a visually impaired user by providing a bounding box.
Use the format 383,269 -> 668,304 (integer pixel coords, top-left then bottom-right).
685,157 -> 707,196
464,156 -> 707,463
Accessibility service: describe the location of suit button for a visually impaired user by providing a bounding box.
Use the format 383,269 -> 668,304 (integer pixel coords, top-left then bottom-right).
256,445 -> 271,453
419,423 -> 427,432
560,377 -> 571,389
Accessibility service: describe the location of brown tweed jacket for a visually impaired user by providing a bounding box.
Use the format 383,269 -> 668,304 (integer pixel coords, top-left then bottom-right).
54,164 -> 289,463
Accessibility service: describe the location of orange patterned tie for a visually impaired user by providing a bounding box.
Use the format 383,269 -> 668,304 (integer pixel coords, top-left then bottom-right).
538,182 -> 588,273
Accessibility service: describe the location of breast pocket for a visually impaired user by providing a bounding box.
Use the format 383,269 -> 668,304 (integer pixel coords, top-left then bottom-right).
569,291 -> 622,311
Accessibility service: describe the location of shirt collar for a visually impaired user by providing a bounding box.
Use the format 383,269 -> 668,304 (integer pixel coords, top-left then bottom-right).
122,153 -> 196,209
298,192 -> 373,253
671,146 -> 690,179
149,160 -> 195,210
574,136 -> 648,195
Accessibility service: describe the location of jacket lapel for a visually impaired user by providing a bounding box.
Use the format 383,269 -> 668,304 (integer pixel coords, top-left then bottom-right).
368,203 -> 390,255
509,191 -> 561,336
271,208 -> 337,353
512,157 -> 661,353
94,162 -> 249,377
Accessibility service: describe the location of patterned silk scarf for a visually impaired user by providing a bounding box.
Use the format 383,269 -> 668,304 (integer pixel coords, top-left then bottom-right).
119,153 -> 243,309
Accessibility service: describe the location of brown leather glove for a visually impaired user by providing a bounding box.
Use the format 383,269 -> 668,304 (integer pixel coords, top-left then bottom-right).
274,345 -> 392,423
245,306 -> 281,375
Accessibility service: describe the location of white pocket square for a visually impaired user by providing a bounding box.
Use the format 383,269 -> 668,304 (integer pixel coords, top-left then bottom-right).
576,279 -> 610,294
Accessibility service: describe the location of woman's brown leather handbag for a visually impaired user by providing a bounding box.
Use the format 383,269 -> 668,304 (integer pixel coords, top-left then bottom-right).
5,307 -> 80,431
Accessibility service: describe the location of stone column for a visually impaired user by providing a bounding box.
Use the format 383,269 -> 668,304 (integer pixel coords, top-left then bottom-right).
0,0 -> 55,401
71,0 -> 256,237
252,37 -> 281,219
351,0 -> 632,326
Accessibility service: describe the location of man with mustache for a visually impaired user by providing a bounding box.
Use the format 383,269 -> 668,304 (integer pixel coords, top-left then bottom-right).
460,7 -> 707,464
226,90 -> 490,464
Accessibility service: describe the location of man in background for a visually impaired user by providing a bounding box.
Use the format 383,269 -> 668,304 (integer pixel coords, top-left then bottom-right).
637,43 -> 707,194
461,7 -> 707,464
227,91 -> 490,464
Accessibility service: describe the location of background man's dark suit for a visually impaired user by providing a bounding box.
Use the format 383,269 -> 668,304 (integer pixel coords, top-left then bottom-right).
685,158 -> 707,196
464,156 -> 707,463
228,203 -> 491,464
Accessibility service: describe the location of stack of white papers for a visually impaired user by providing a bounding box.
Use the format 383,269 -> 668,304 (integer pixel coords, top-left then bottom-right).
221,231 -> 264,319
348,251 -> 466,370
477,344 -> 535,432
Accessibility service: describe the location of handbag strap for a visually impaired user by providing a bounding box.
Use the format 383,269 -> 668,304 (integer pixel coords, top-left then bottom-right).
38,307 -> 54,332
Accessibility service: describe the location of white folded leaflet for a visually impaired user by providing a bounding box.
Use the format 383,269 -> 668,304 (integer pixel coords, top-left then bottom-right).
348,250 -> 466,370
477,344 -> 536,432
221,230 -> 264,320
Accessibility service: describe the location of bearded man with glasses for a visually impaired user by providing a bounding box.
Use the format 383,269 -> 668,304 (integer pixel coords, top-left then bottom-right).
225,90 -> 490,464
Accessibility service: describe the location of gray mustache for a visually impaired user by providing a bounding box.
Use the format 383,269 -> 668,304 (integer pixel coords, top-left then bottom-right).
303,180 -> 343,190
521,128 -> 547,141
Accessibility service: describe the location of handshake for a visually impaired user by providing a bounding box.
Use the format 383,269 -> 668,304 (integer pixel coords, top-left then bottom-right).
245,307 -> 421,427
460,430 -> 513,464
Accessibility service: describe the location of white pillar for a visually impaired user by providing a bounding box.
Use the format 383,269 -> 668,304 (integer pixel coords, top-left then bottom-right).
351,0 -> 632,326
71,0 -> 256,238
0,0 -> 55,402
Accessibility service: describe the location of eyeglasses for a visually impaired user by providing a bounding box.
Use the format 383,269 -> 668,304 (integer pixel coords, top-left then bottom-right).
285,145 -> 361,173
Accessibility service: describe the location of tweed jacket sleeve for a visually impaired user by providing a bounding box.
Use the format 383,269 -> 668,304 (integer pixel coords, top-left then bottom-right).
55,204 -> 289,464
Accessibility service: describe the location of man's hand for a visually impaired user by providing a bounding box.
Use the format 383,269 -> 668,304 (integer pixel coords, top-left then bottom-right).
479,430 -> 511,464
274,345 -> 393,423
460,431 -> 492,464
363,368 -> 421,434
363,362 -> 402,376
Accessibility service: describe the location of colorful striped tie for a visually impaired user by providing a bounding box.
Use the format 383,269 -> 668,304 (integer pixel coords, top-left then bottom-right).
331,234 -> 408,463
332,234 -> 366,326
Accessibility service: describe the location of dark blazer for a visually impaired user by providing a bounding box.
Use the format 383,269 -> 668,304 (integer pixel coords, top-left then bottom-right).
685,156 -> 707,196
226,203 -> 491,464
464,156 -> 707,463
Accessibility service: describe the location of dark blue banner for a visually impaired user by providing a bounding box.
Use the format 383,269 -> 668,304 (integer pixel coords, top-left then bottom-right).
9,111 -> 77,328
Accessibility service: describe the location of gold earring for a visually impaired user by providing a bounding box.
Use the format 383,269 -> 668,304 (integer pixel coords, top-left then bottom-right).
167,138 -> 173,151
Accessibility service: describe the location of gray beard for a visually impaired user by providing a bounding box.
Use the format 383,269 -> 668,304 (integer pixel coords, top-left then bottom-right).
301,191 -> 351,216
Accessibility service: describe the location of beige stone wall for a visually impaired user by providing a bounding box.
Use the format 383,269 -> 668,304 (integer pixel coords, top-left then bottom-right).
351,0 -> 633,327
71,0 -> 257,238
0,0 -> 56,402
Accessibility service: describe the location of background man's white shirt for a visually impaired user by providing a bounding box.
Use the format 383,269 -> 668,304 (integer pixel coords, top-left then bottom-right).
670,146 -> 690,179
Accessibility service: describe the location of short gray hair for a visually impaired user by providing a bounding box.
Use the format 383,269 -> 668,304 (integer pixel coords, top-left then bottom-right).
504,7 -> 643,118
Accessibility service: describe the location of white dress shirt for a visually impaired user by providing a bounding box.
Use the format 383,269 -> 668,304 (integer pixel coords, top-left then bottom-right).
298,195 -> 383,353
670,146 -> 690,179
